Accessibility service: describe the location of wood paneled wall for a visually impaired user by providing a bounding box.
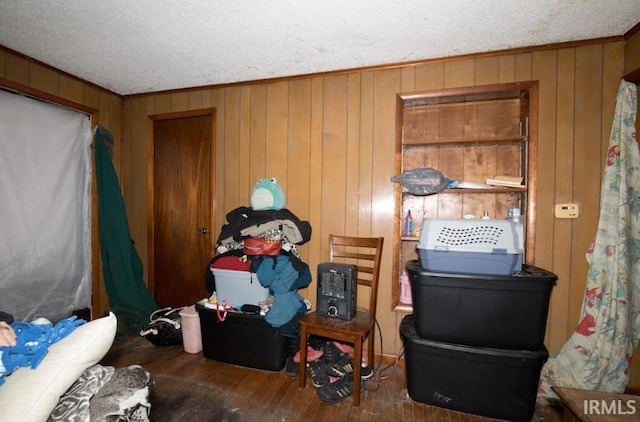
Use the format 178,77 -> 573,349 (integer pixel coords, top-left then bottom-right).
3,35 -> 639,387
122,39 -> 629,367
0,47 -> 123,318
625,26 -> 640,74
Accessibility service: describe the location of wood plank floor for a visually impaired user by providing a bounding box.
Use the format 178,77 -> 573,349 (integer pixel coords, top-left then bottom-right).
100,333 -> 565,422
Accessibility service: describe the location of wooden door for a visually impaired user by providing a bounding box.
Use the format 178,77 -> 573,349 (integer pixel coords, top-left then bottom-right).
150,111 -> 215,308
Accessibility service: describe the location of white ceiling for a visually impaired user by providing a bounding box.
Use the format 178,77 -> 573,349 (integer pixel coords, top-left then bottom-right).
1,1 -> 640,96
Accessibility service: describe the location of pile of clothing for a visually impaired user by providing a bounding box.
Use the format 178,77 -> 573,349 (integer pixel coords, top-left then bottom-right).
205,178 -> 313,336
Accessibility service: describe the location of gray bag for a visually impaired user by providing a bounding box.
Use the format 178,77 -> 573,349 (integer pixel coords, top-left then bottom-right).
391,167 -> 449,195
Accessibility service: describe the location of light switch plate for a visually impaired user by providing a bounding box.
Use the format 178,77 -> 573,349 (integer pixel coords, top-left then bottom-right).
555,203 -> 579,218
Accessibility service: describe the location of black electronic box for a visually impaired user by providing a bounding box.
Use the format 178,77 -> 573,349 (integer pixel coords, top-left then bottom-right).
316,262 -> 357,320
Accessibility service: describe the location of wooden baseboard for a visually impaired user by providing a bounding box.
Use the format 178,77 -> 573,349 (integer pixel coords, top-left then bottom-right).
377,352 -> 405,367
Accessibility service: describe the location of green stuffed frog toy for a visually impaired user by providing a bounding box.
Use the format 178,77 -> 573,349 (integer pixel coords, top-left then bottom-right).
250,177 -> 285,211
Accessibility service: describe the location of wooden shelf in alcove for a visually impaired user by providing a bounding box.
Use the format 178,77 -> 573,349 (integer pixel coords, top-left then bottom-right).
403,136 -> 527,148
401,186 -> 527,195
444,186 -> 527,194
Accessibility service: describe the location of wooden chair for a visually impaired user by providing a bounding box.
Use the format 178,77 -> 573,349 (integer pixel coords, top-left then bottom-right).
298,234 -> 384,406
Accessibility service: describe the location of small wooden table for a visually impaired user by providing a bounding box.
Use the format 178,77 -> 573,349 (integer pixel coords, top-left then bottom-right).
553,387 -> 639,422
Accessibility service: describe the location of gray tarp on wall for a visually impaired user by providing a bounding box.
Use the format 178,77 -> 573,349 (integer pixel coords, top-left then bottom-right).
0,89 -> 92,321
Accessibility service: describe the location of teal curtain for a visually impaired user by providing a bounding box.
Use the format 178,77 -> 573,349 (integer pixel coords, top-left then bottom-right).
538,80 -> 640,398
94,125 -> 158,333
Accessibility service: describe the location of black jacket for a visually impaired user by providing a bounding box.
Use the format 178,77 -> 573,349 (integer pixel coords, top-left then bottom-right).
216,206 -> 312,246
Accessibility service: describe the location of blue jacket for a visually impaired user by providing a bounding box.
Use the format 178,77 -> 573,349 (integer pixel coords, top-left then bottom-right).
256,255 -> 311,328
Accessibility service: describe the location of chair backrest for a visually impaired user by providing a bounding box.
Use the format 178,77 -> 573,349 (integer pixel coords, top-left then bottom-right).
328,234 -> 384,318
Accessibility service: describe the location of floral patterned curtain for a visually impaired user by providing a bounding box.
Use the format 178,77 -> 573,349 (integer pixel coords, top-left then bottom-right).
538,80 -> 640,398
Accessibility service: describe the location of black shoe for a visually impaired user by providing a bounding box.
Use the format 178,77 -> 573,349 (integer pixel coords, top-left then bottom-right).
360,366 -> 373,380
326,354 -> 353,377
308,335 -> 326,351
323,344 -> 354,377
317,374 -> 355,403
308,359 -> 331,388
322,341 -> 342,363
322,341 -> 353,377
285,355 -> 298,377
284,336 -> 300,377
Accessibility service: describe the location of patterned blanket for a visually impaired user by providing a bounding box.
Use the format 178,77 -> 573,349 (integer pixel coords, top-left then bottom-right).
48,364 -> 152,422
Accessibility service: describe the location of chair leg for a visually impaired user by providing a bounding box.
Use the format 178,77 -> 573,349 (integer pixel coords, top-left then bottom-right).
352,337 -> 363,406
298,325 -> 308,388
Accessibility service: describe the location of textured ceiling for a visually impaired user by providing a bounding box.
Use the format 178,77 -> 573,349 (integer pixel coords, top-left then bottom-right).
1,1 -> 639,95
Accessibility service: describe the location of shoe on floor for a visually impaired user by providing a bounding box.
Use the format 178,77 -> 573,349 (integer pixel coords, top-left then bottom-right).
360,366 -> 373,380
326,354 -> 353,377
332,340 -> 368,367
322,341 -> 354,377
322,340 -> 343,364
308,335 -> 327,351
285,355 -> 298,377
284,336 -> 300,377
317,373 -> 355,403
324,347 -> 354,378
309,359 -> 331,388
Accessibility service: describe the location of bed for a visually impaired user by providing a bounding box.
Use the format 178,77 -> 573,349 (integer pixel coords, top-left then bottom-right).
0,313 -> 151,422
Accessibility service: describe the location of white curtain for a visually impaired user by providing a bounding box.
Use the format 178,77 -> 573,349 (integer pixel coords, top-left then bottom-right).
0,89 -> 92,321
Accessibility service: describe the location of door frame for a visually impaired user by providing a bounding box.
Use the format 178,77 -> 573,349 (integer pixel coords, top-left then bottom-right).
146,108 -> 216,297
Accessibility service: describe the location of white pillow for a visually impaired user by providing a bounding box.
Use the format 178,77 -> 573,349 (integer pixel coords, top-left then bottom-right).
0,312 -> 117,422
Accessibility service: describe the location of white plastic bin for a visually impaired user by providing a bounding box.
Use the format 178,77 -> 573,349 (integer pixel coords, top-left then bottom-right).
210,268 -> 270,308
179,305 -> 202,354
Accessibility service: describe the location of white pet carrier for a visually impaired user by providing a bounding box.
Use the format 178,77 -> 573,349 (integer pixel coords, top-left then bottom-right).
417,219 -> 524,275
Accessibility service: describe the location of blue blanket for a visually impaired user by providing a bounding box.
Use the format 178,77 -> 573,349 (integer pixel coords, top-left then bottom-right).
0,316 -> 85,386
